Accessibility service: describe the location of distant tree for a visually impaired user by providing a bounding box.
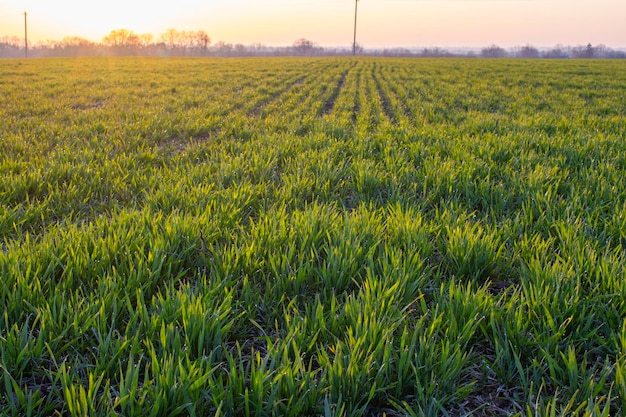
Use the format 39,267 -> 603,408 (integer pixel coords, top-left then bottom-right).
292,38 -> 317,56
213,41 -> 233,56
518,45 -> 539,58
543,44 -> 569,59
102,29 -> 141,54
159,28 -> 181,51
194,30 -> 211,55
57,36 -> 97,56
572,43 -> 596,58
61,36 -> 93,48
420,47 -> 452,58
380,48 -> 412,57
0,36 -> 22,58
0,35 -> 21,47
481,44 -> 507,58
102,29 -> 139,47
179,31 -> 194,55
592,44 -> 608,58
605,48 -> 626,59
249,42 -> 266,55
138,33 -> 154,48
33,40 -> 59,56
158,29 -> 210,55
233,44 -> 247,56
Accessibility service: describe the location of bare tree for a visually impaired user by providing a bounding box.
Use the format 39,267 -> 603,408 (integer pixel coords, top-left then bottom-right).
517,45 -> 539,58
157,29 -> 209,56
572,43 -> 595,58
56,36 -> 97,56
0,36 -> 22,58
213,41 -> 233,56
481,44 -> 508,58
543,44 -> 569,59
159,28 -> 180,51
194,30 -> 211,55
138,33 -> 154,48
179,31 -> 193,55
292,38 -> 317,56
102,29 -> 141,54
420,47 -> 452,57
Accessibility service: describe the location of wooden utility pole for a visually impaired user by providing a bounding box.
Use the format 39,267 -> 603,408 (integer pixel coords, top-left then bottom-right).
353,0 -> 359,56
24,12 -> 28,58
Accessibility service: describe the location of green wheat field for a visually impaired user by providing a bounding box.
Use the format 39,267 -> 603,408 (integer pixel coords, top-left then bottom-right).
1,57 -> 626,416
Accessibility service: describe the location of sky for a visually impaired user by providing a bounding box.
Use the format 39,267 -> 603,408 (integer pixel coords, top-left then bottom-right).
1,0 -> 624,49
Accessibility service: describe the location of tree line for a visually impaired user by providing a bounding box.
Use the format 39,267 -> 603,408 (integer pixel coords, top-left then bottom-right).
366,44 -> 625,59
0,29 -> 212,58
1,28 -> 625,59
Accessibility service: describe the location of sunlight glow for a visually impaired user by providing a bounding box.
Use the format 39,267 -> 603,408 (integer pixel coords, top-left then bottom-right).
2,0 -> 625,48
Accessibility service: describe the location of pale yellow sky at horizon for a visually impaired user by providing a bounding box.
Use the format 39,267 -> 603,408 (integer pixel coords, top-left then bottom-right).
1,0 -> 625,48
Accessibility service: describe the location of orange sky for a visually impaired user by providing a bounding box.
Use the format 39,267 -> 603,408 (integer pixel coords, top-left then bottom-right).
1,0 -> 625,48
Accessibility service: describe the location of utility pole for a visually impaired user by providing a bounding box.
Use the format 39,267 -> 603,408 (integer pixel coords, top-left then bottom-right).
352,0 -> 359,56
24,11 -> 28,58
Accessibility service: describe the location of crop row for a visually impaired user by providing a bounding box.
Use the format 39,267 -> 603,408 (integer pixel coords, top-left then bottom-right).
1,57 -> 626,415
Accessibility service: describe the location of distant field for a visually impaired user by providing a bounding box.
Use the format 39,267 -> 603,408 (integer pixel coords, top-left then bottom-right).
1,57 -> 626,416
